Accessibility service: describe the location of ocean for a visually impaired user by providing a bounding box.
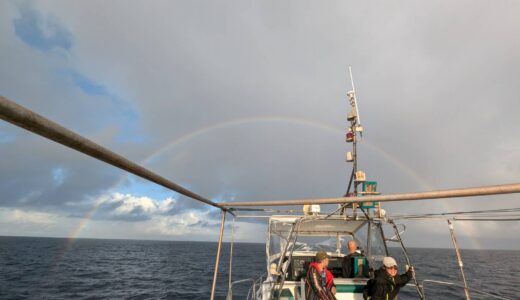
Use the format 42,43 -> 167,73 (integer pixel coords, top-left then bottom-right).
0,236 -> 518,299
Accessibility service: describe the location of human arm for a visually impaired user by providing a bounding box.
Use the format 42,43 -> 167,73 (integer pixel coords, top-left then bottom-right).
395,270 -> 413,287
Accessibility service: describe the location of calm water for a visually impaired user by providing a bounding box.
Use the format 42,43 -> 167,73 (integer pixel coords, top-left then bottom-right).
0,236 -> 518,299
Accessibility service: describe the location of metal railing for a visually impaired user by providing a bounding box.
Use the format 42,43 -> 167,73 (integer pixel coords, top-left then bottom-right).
227,276 -> 266,300
421,279 -> 512,300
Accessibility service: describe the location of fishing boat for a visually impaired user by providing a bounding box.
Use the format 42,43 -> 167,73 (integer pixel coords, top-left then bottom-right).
256,214 -> 382,300
219,69 -> 516,300
0,68 -> 517,300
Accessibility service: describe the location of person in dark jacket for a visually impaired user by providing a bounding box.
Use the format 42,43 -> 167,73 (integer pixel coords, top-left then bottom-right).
306,251 -> 337,300
364,257 -> 414,300
342,240 -> 369,278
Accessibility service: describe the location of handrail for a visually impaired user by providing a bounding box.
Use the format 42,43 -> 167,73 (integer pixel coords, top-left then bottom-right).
421,279 -> 512,300
228,278 -> 259,300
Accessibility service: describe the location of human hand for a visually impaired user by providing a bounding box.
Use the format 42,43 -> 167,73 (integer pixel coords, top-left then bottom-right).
408,266 -> 415,275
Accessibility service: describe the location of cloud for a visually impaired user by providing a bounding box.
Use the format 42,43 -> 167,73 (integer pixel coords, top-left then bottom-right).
93,193 -> 176,222
4,208 -> 57,225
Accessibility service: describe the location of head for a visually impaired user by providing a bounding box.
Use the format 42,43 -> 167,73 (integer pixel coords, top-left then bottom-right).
383,257 -> 398,277
316,251 -> 329,268
347,240 -> 358,254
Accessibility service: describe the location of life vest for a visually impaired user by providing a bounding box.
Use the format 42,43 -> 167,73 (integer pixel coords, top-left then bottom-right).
308,262 -> 334,289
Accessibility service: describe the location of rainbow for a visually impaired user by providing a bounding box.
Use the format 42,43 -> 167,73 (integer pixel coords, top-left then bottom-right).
66,116 -> 470,247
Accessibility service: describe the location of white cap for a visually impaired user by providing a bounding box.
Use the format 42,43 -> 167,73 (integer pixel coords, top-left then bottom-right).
382,257 -> 398,268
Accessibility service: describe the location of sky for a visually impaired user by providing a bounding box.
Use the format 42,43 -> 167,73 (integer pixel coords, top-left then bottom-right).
0,0 -> 519,249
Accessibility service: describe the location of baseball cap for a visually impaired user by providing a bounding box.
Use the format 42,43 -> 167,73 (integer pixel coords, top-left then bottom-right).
382,256 -> 398,268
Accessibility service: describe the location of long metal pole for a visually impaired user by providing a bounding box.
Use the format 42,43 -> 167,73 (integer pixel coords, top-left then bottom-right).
351,119 -> 358,218
447,220 -> 471,300
390,221 -> 424,300
219,183 -> 520,207
210,210 -> 227,300
0,96 -> 227,211
227,216 -> 235,297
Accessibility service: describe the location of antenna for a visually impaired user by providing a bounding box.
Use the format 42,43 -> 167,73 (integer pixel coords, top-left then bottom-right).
348,66 -> 361,125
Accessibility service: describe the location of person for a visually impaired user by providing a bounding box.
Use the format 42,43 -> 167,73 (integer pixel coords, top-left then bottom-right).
306,251 -> 337,300
363,257 -> 414,300
342,240 -> 369,278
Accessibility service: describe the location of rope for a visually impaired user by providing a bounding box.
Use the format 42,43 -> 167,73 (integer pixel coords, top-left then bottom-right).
391,207 -> 520,221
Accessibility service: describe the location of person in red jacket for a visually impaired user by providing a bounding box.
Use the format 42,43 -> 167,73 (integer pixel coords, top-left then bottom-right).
306,251 -> 337,300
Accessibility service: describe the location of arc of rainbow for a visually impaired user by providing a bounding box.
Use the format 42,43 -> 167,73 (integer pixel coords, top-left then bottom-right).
66,116 -> 454,246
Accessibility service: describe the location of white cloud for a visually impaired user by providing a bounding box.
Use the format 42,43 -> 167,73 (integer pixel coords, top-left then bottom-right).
5,208 -> 57,225
93,192 -> 177,221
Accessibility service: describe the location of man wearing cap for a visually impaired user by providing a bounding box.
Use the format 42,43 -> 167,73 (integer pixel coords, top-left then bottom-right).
305,251 -> 337,300
363,256 -> 414,300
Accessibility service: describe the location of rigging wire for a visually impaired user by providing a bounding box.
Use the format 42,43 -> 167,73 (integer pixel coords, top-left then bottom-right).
389,207 -> 520,221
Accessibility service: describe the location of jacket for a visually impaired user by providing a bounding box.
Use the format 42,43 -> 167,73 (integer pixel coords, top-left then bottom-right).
364,268 -> 412,300
342,252 -> 370,278
305,262 -> 337,300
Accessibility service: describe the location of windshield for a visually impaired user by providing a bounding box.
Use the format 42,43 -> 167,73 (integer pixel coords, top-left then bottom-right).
356,221 -> 388,268
268,219 -> 388,266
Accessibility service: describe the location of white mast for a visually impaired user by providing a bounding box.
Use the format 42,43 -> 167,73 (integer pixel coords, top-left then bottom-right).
348,66 -> 361,126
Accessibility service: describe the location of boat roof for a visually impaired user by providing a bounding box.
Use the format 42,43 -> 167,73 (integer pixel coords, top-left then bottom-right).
269,215 -> 367,235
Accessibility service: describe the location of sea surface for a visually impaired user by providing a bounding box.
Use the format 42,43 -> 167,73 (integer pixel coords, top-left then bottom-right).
0,236 -> 518,299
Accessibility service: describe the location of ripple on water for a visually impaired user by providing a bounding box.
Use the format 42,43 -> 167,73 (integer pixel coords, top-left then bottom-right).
0,237 -> 518,299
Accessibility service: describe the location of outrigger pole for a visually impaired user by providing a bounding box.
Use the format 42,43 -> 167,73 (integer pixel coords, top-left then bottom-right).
0,96 -> 231,300
0,96 -> 227,211
218,183 -> 520,206
447,220 -> 471,300
210,210 -> 227,300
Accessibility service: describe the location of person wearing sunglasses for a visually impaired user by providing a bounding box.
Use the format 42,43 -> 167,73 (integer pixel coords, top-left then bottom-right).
363,257 -> 414,300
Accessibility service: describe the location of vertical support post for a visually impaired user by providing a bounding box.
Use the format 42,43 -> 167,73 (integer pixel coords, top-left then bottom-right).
366,220 -> 373,261
336,233 -> 341,254
378,222 -> 389,256
352,127 -> 358,218
301,278 -> 306,300
447,220 -> 471,300
210,210 -> 227,300
227,216 -> 235,293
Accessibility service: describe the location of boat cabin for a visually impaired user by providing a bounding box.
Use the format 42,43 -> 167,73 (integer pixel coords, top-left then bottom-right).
261,215 -> 389,300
